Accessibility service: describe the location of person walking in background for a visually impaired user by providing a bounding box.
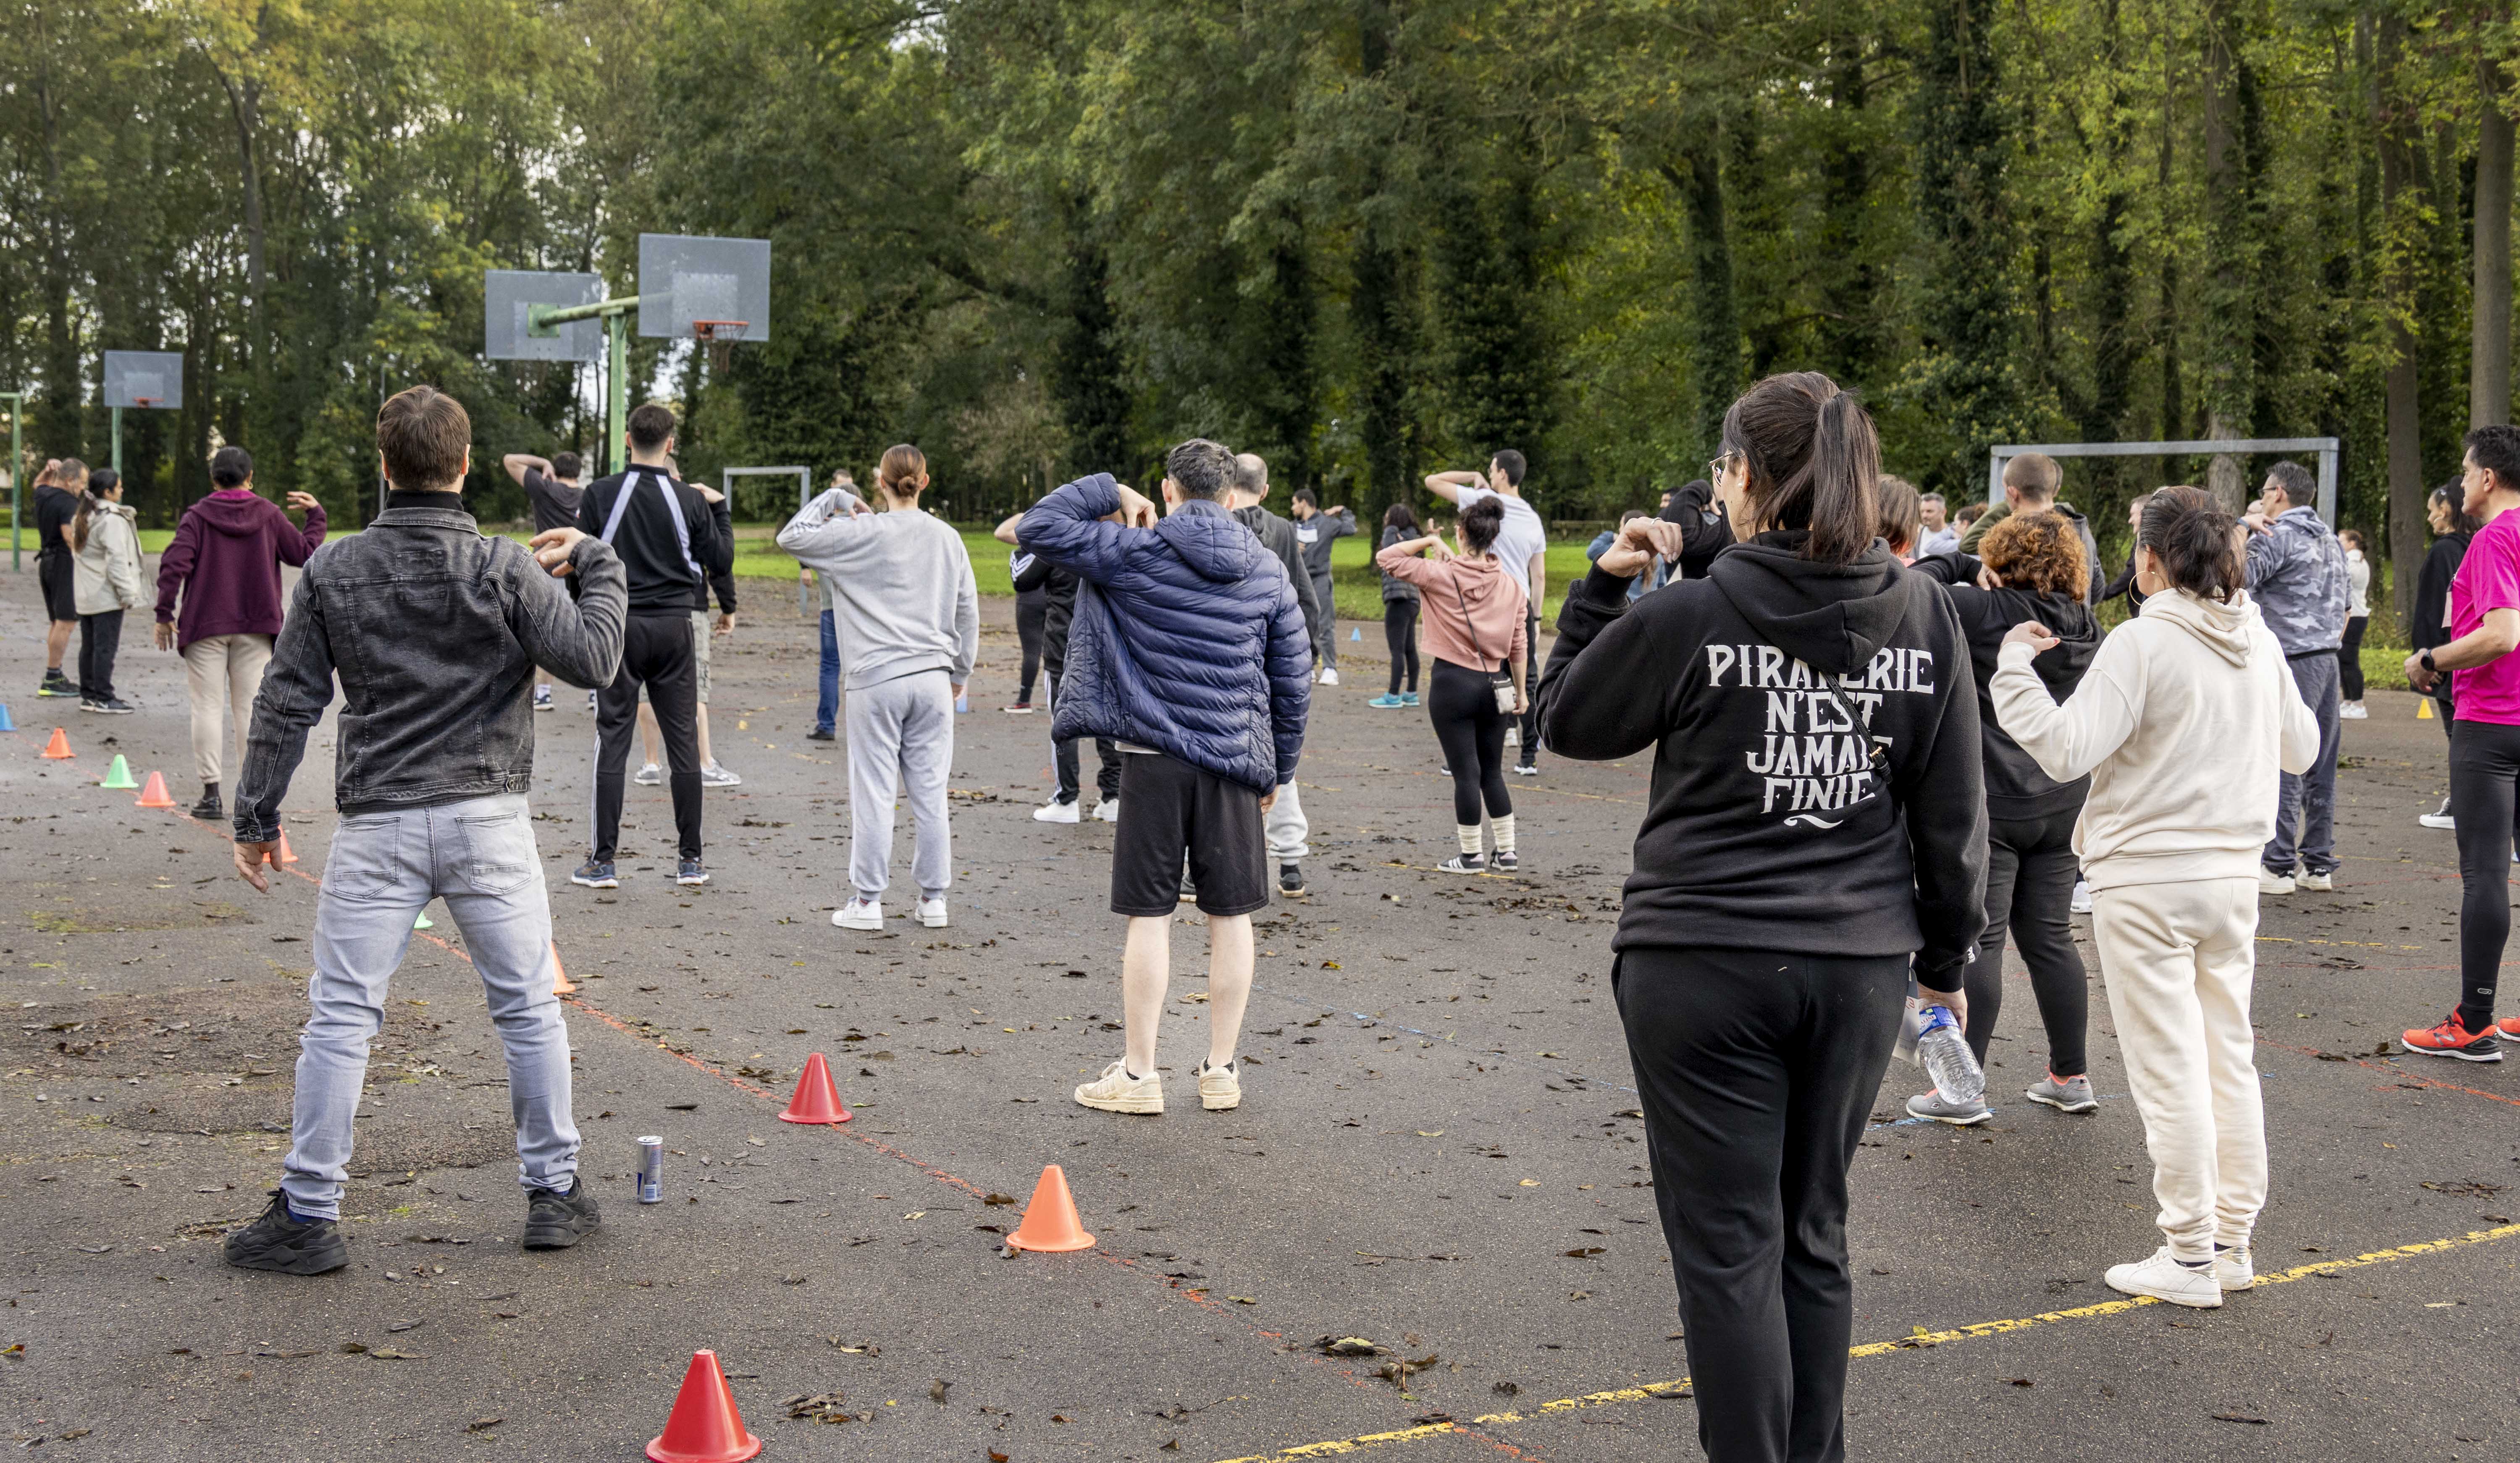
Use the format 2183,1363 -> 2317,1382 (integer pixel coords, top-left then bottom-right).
1289,488 -> 1355,684
779,446 -> 979,931
2243,459 -> 2349,895
1427,451 -> 1549,776
1961,452 -> 2103,605
2415,483 -> 2478,830
1010,530 -> 1046,713
1229,454 -> 1323,895
2337,528 -> 2371,719
572,403 -> 728,891
2401,427 -> 2520,1060
220,383 -> 627,1275
1876,474 -> 1922,563
1911,511 -> 2105,1122
1916,491 -> 1958,557
1538,372 -> 1986,1463
1018,442 -> 1310,1117
1370,504 -> 1423,708
153,445 -> 328,821
1005,501 -> 1129,824
34,458 -> 84,700
1992,485 -> 2317,1307
70,469 -> 144,715
1377,498 -> 1528,872
502,448 -> 585,713
808,469 -> 857,741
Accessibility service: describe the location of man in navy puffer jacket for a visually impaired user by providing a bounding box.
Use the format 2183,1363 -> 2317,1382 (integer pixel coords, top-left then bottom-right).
1020,440 -> 1312,1117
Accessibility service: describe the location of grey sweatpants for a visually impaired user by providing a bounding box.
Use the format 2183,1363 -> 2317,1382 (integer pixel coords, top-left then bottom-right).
846,668 -> 956,899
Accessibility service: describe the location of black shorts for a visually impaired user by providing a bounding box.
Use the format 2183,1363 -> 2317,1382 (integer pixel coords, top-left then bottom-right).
37,554 -> 75,623
1110,753 -> 1268,918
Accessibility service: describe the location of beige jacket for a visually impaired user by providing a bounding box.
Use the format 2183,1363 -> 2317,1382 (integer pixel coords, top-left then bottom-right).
72,501 -> 146,616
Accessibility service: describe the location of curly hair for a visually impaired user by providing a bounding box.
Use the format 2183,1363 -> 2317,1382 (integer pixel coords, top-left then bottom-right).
1979,510 -> 2090,599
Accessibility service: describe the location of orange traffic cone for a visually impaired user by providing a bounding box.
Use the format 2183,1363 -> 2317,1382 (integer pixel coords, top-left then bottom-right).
1005,1163 -> 1095,1252
135,771 -> 177,809
644,1349 -> 761,1463
276,830 -> 299,864
39,728 -> 71,759
777,1052 -> 850,1125
549,941 -> 575,996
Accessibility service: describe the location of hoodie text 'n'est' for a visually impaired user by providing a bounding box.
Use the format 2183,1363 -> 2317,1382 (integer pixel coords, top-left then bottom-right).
1705,644 -> 1937,823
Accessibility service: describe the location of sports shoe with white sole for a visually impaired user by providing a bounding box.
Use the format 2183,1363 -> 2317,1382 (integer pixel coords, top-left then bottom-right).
1504,727 -> 1520,747
2419,800 -> 2456,831
2213,1245 -> 2255,1291
699,762 -> 741,788
570,859 -> 617,889
2298,870 -> 2334,891
1318,667 -> 1340,687
2257,866 -> 2295,895
632,762 -> 663,787
916,896 -> 949,928
832,897 -> 883,931
2105,1246 -> 2223,1308
1905,1089 -> 1992,1126
1093,799 -> 1119,823
1438,854 -> 1488,874
1197,1059 -> 1241,1111
2339,700 -> 2368,719
2070,879 -> 2094,914
1075,1059 -> 1163,1114
533,685 -> 554,712
1034,799 -> 1082,823
2401,1011 -> 2502,1061
2025,1072 -> 2097,1112
675,859 -> 709,886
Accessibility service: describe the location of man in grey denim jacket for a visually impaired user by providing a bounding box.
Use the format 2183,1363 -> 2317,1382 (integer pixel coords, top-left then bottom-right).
2244,459 -> 2350,892
221,385 -> 627,1276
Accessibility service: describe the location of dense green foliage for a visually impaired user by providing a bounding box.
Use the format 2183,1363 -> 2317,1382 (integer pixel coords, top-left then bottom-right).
7,0 -> 2517,605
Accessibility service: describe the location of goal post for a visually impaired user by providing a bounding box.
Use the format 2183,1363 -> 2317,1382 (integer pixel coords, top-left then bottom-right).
722,465 -> 814,614
1987,437 -> 2339,524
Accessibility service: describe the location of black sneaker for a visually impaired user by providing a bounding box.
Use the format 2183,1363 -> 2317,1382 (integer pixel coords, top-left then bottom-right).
223,1189 -> 349,1274
1279,862 -> 1306,897
191,784 -> 223,821
570,858 -> 617,889
806,726 -> 837,742
36,671 -> 78,698
521,1178 -> 600,1249
93,697 -> 134,715
1493,851 -> 1519,872
1439,853 -> 1488,874
675,858 -> 709,886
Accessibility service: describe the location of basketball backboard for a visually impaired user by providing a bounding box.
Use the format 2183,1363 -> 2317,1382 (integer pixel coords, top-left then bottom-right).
484,270 -> 605,362
102,351 -> 184,410
638,234 -> 770,342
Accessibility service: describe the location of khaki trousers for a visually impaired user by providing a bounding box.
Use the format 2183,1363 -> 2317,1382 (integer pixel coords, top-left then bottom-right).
184,634 -> 273,786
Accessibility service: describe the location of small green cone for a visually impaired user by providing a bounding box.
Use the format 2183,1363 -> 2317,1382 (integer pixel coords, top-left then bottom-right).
414,908 -> 434,930
99,754 -> 138,790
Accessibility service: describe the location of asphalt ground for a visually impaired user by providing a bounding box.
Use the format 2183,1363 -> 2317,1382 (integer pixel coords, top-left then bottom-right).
0,575 -> 2513,1462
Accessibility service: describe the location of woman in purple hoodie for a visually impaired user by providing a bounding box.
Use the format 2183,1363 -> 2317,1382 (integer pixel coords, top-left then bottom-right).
152,445 -> 326,820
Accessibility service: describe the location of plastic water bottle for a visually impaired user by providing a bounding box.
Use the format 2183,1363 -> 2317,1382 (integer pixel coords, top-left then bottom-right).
1914,1004 -> 1984,1105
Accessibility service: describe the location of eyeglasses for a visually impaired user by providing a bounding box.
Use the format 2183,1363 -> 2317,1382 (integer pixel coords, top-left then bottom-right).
1706,451 -> 1740,482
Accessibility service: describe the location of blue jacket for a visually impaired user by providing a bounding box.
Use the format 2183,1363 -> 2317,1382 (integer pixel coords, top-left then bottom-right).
1020,475 -> 1312,791
2244,505 -> 2349,656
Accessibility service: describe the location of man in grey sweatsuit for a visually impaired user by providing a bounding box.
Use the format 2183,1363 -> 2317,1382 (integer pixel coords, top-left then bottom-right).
777,460 -> 980,931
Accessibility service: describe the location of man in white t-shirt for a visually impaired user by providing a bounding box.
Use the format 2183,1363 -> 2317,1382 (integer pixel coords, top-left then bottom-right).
1426,450 -> 1547,774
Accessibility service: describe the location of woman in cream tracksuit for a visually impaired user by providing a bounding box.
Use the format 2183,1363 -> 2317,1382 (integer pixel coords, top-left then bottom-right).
1989,485 -> 2319,1309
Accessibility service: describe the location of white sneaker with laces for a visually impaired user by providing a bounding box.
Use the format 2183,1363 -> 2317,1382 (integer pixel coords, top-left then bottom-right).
2420,802 -> 2457,831
1034,799 -> 1082,824
2298,870 -> 2334,892
2105,1246 -> 2223,1307
2070,879 -> 2094,914
2257,867 -> 2295,896
831,897 -> 883,931
2339,700 -> 2368,720
699,761 -> 741,789
1093,798 -> 1119,823
916,896 -> 948,928
1197,1059 -> 1241,1111
1318,667 -> 1339,687
1074,1059 -> 1164,1114
2213,1245 -> 2255,1291
1504,727 -> 1520,747
633,762 -> 663,787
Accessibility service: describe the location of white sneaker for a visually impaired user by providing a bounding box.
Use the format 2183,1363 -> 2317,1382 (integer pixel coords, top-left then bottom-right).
916,896 -> 948,928
2257,867 -> 2295,896
2298,870 -> 2334,892
2213,1245 -> 2255,1291
1197,1059 -> 1241,1111
1034,799 -> 1082,823
1074,1058 -> 1163,1114
2339,700 -> 2368,720
699,761 -> 741,789
1504,727 -> 1520,747
2104,1246 -> 2223,1308
1093,799 -> 1119,823
2420,801 -> 2457,831
633,762 -> 663,787
2069,879 -> 2094,914
832,897 -> 883,931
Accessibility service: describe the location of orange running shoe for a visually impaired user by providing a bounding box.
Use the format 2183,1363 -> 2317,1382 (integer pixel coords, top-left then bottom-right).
2401,1012 -> 2503,1063
2496,1014 -> 2520,1042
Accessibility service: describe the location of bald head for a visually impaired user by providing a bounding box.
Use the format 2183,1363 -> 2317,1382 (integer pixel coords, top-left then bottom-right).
1230,452 -> 1268,506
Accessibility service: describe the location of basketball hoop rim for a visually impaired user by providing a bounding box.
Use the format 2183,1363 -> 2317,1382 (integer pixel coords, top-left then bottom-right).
690,320 -> 751,341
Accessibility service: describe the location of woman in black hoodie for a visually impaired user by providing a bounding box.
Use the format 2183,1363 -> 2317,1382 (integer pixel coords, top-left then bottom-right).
1538,372 -> 1987,1463
1911,512 -> 2103,1123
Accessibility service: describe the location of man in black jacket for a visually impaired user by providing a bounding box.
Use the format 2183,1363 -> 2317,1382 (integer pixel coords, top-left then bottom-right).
1002,509 -> 1122,822
222,384 -> 627,1275
571,403 -> 732,888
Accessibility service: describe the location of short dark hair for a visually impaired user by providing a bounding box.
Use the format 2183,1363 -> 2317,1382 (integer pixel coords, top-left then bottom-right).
551,451 -> 583,481
209,446 -> 252,488
1490,449 -> 1527,488
1292,487 -> 1319,509
2467,425 -> 2520,492
1165,438 -> 1234,502
627,402 -> 677,453
2003,452 -> 2061,499
2264,459 -> 2316,508
1460,496 -> 1507,553
1618,508 -> 1647,524
376,385 -> 472,490
1383,503 -> 1418,533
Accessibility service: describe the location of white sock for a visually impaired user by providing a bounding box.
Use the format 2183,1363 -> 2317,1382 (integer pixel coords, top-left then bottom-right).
1491,814 -> 1517,854
1457,824 -> 1483,856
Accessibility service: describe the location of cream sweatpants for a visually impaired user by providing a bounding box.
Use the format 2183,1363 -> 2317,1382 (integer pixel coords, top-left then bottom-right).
184,633 -> 273,787
2089,876 -> 2267,1261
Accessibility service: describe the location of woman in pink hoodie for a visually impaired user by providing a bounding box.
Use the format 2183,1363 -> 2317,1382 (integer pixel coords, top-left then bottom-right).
1376,495 -> 1528,871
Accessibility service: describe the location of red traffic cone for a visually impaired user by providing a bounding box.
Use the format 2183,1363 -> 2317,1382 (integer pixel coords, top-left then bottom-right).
1005,1163 -> 1096,1252
39,728 -> 72,759
645,1349 -> 761,1463
777,1052 -> 850,1124
276,830 -> 299,864
549,941 -> 575,997
135,771 -> 177,809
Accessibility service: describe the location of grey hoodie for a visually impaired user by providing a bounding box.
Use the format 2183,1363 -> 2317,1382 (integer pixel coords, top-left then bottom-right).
778,490 -> 979,690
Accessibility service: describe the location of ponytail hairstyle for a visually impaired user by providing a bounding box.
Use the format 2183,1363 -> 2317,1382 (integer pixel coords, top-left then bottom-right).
1458,495 -> 1506,554
1718,371 -> 1880,564
1383,503 -> 1419,535
877,444 -> 926,503
73,468 -> 119,554
2138,484 -> 2245,603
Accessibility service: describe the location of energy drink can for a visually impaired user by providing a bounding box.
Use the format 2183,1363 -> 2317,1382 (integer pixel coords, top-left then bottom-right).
636,1136 -> 664,1204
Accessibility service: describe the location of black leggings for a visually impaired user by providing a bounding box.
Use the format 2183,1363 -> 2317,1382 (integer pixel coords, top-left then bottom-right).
1427,658 -> 1510,827
2449,718 -> 2520,1028
2338,615 -> 2367,700
1015,592 -> 1046,703
1961,808 -> 2090,1078
1383,600 -> 1420,694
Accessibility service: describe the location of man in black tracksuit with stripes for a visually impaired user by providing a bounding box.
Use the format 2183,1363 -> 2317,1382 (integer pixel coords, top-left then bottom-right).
571,403 -> 730,887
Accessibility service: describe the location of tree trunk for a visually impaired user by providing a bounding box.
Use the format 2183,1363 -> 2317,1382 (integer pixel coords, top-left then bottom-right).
215,70 -> 270,388
2475,47 -> 2514,428
32,7 -> 81,456
2202,0 -> 2251,512
1668,131 -> 1737,457
1816,37 -> 1878,388
2376,11 -> 2427,626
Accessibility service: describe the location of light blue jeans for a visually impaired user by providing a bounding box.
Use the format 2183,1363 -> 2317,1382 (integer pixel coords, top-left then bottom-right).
281,793 -> 578,1219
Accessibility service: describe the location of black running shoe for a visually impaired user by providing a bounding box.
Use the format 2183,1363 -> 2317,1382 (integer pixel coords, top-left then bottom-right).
1279,862 -> 1306,897
223,1189 -> 349,1274
521,1179 -> 601,1249
191,784 -> 223,821
37,671 -> 79,698
806,726 -> 837,741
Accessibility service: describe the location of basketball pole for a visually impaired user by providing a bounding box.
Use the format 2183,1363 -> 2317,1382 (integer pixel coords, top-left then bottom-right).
528,296 -> 642,472
111,406 -> 122,475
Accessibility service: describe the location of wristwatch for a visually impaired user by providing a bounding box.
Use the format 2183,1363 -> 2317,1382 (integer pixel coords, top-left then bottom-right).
2421,650 -> 2439,674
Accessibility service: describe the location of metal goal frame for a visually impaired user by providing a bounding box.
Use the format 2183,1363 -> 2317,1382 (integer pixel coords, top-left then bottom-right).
1988,437 -> 2340,523
722,465 -> 814,614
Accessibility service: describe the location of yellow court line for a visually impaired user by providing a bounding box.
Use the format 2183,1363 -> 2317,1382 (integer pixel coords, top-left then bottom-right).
1209,1221 -> 2520,1463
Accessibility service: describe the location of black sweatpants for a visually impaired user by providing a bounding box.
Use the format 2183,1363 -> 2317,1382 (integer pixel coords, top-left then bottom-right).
1426,658 -> 1509,827
2449,718 -> 2520,1028
1616,945 -> 1908,1463
1043,650 -> 1121,805
1015,590 -> 1046,703
1383,599 -> 1420,694
1516,608 -> 1541,766
1961,808 -> 2090,1078
2337,615 -> 2367,700
593,613 -> 703,862
78,610 -> 123,703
